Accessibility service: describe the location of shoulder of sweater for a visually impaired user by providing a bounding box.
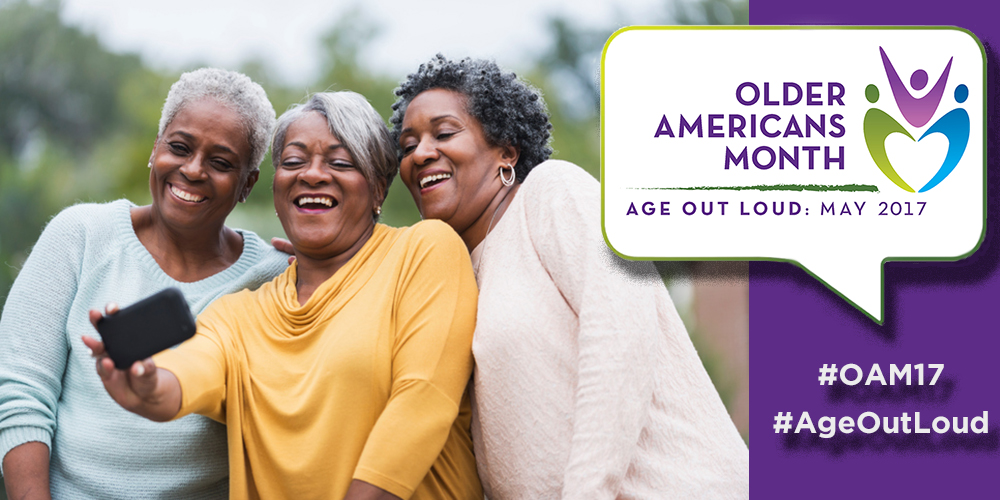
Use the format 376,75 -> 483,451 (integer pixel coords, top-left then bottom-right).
390,221 -> 469,269
201,269 -> 276,314
48,199 -> 126,225
206,284 -> 257,308
234,228 -> 292,271
522,160 -> 598,190
520,160 -> 599,208
195,283 -> 260,330
517,160 -> 600,224
40,199 -> 130,243
402,219 -> 465,248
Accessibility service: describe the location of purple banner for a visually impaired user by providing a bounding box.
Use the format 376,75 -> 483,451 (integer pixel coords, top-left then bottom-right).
751,0 -> 1000,498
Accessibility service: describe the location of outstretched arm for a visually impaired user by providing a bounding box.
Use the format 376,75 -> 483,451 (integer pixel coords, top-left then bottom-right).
83,307 -> 182,423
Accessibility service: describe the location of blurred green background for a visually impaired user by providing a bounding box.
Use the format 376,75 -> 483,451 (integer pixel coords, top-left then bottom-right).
0,1 -> 748,495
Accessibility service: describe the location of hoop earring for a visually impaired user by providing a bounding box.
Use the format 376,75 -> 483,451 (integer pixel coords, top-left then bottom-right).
499,163 -> 515,187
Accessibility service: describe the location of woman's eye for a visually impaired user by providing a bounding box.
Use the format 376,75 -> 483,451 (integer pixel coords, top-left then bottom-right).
401,144 -> 416,156
281,158 -> 304,168
169,143 -> 189,155
213,158 -> 235,170
436,132 -> 455,140
330,161 -> 355,169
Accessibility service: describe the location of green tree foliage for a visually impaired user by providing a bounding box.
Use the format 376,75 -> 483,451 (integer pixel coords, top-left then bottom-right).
0,0 -> 168,296
0,1 -> 749,298
0,0 -> 750,316
673,0 -> 749,25
533,0 -> 750,180
0,0 -> 138,155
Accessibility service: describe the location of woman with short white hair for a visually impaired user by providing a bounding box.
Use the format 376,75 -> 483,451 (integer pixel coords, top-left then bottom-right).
0,67 -> 287,499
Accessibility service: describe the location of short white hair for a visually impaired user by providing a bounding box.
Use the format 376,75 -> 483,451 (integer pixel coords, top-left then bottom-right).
158,68 -> 276,172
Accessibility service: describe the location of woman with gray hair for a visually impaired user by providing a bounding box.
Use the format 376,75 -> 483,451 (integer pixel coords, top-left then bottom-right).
0,67 -> 287,499
85,91 -> 482,499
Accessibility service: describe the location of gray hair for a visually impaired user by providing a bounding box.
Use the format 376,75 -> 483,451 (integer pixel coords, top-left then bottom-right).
271,92 -> 398,219
158,68 -> 276,172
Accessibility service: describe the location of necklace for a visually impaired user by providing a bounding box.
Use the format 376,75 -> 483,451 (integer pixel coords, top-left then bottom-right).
474,186 -> 516,281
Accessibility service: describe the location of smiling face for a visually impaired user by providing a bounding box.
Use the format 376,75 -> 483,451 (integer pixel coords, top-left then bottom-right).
398,88 -> 513,237
149,98 -> 257,232
273,111 -> 377,260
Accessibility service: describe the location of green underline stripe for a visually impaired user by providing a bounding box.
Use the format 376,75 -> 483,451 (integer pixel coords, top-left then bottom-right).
627,184 -> 880,192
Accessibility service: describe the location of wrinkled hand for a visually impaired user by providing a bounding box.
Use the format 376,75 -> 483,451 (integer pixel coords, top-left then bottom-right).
84,303 -> 161,413
271,237 -> 296,265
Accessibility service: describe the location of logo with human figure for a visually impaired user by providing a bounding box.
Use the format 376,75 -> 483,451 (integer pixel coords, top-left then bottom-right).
863,47 -> 970,193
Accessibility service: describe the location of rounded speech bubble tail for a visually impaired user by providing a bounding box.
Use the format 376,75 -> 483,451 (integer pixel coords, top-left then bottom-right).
798,257 -> 884,324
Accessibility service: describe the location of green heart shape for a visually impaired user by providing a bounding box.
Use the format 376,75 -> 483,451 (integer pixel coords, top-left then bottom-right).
864,108 -> 916,193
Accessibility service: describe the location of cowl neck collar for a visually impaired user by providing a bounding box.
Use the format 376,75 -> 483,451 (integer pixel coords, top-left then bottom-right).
265,224 -> 395,336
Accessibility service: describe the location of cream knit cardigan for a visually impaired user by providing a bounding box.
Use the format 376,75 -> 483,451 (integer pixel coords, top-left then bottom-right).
470,160 -> 749,499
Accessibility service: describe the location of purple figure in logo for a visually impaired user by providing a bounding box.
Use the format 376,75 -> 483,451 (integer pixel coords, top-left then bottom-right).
880,46 -> 953,127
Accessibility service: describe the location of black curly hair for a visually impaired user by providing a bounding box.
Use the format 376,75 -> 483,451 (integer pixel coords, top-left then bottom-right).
390,54 -> 553,182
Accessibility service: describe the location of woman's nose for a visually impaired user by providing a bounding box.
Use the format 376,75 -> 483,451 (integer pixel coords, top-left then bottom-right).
178,153 -> 209,180
412,139 -> 439,165
300,158 -> 332,185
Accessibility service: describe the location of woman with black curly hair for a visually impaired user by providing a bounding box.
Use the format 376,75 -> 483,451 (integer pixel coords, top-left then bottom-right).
390,55 -> 750,499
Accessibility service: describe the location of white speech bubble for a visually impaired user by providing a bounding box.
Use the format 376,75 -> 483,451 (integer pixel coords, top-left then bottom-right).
601,27 -> 985,323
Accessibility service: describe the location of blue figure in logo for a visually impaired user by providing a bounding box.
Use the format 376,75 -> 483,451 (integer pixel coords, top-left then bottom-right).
916,84 -> 970,192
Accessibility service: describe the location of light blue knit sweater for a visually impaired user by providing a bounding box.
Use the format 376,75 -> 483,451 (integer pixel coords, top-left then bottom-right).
0,200 -> 288,499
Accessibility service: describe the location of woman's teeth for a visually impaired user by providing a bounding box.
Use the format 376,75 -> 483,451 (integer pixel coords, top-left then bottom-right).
296,196 -> 334,207
420,173 -> 452,189
170,185 -> 205,202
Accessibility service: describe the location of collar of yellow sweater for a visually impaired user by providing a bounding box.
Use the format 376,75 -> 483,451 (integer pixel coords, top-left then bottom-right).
270,223 -> 394,333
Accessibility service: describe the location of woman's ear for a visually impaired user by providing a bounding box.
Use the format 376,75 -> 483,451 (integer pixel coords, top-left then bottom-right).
374,178 -> 389,207
148,137 -> 159,168
501,144 -> 520,168
240,170 -> 260,203
371,179 -> 389,220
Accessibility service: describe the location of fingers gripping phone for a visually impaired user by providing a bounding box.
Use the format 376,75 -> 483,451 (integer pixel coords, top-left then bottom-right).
96,287 -> 197,370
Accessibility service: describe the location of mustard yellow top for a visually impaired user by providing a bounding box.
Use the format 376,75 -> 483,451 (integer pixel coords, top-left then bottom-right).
155,221 -> 482,500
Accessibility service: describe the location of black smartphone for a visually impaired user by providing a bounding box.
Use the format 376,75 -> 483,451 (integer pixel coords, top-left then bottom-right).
96,287 -> 197,370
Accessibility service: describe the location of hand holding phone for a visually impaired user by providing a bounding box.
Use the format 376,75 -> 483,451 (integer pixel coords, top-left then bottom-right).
95,287 -> 197,369
85,290 -> 189,422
